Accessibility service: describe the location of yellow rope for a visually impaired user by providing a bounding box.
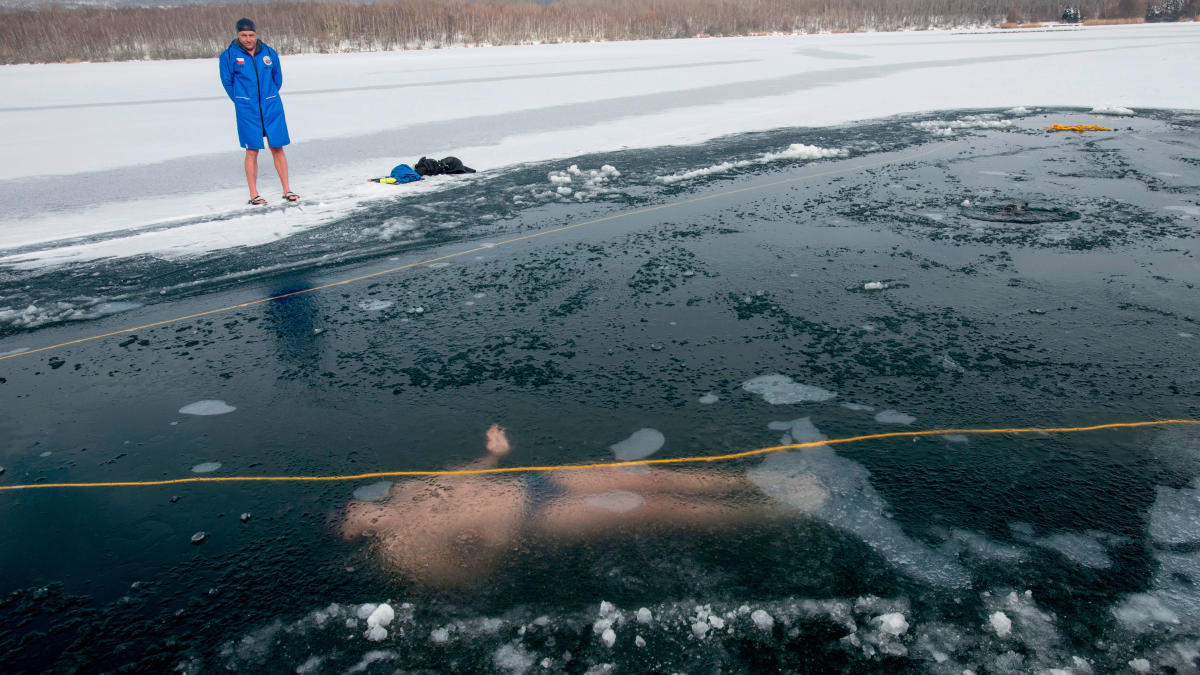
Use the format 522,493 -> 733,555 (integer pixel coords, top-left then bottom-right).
1,420 -> 1194,492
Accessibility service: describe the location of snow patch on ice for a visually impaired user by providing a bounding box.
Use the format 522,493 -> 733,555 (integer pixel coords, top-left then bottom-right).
610,428 -> 665,460
989,611 -> 1012,638
179,400 -> 236,416
751,609 -> 775,631
743,374 -> 837,404
358,299 -> 393,311
353,481 -> 393,501
1113,593 -> 1181,632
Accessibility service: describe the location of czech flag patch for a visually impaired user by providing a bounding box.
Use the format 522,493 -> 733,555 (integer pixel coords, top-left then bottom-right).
236,58 -> 244,65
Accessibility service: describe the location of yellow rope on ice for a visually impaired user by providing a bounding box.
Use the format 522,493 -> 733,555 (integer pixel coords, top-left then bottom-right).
0,420 -> 1195,492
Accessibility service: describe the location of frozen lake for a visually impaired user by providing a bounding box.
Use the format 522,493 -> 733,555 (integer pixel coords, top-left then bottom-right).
1,24 -> 1200,674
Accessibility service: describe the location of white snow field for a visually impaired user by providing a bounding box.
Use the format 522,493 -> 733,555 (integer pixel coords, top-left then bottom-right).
0,22 -> 1197,265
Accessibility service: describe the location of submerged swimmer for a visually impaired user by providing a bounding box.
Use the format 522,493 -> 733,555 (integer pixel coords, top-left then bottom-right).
341,424 -> 799,588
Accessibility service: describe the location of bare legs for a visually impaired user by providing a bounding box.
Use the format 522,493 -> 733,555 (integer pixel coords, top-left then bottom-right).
244,149 -> 259,198
244,146 -> 291,198
271,147 -> 291,195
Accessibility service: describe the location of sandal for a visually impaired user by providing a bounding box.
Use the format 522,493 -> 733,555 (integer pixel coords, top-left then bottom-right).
248,195 -> 267,205
283,192 -> 300,202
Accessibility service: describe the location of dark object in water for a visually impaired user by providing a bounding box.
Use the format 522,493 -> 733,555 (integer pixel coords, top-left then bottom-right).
960,201 -> 1080,224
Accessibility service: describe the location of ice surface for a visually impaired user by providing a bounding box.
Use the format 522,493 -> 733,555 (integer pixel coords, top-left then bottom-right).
841,402 -> 875,412
610,428 -> 665,460
430,627 -> 450,643
1130,658 -> 1151,673
584,491 -> 645,514
943,434 -> 969,444
656,143 -> 845,184
748,418 -> 971,587
912,116 -> 1013,136
190,462 -> 222,473
637,608 -> 652,624
493,642 -> 536,674
743,374 -> 837,404
874,410 -> 916,425
179,400 -> 236,416
352,481 -> 392,501
699,393 -> 719,405
864,281 -> 888,290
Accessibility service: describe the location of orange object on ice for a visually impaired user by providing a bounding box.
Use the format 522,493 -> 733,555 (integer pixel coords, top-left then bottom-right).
1045,124 -> 1112,133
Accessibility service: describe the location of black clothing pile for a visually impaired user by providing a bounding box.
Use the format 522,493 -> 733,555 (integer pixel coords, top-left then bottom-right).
414,156 -> 475,176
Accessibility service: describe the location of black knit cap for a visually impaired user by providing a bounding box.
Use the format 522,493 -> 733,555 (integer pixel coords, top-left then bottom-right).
236,18 -> 256,33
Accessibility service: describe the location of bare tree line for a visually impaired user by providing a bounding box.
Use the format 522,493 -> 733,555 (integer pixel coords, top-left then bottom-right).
0,0 -> 1184,64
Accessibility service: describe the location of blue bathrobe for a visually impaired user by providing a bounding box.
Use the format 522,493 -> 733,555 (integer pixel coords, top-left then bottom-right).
219,39 -> 290,149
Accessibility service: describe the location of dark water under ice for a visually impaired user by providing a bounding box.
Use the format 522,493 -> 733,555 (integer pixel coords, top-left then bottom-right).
1,108 -> 1199,673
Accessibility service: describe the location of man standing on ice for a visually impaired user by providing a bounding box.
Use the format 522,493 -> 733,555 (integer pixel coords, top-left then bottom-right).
219,18 -> 299,205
